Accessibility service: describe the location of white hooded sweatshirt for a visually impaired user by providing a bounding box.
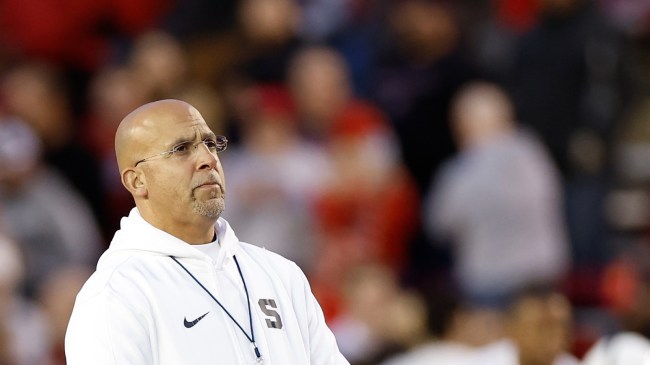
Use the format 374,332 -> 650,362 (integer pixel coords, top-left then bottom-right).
65,208 -> 349,365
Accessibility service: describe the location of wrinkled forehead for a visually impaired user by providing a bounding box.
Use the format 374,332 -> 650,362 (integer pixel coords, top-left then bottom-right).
151,105 -> 213,142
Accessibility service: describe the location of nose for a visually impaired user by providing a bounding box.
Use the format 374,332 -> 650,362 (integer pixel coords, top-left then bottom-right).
195,142 -> 218,171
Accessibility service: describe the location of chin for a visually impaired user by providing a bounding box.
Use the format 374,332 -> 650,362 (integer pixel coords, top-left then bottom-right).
192,199 -> 224,219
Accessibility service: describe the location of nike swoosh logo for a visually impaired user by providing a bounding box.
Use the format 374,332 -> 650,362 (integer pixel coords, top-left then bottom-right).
184,312 -> 209,328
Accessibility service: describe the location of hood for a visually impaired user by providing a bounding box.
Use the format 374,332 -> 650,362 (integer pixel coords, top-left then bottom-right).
97,208 -> 240,269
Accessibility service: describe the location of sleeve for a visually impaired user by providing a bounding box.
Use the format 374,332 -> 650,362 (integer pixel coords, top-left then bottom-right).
582,333 -> 650,365
293,264 -> 350,365
65,290 -> 153,365
424,163 -> 464,241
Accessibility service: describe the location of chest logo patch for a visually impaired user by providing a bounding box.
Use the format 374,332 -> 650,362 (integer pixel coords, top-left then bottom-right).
258,299 -> 283,329
184,312 -> 210,328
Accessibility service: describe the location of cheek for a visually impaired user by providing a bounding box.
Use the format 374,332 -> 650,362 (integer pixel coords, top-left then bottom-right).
147,169 -> 191,201
220,172 -> 227,195
217,161 -> 227,194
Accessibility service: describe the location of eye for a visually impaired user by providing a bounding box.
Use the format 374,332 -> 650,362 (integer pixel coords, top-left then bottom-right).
215,136 -> 228,152
203,139 -> 218,153
171,142 -> 192,156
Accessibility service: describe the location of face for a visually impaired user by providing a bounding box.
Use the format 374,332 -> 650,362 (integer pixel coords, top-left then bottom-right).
289,48 -> 350,128
509,294 -> 572,365
137,106 -> 226,225
390,1 -> 458,60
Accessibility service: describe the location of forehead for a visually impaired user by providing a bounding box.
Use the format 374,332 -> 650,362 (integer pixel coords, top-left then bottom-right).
514,295 -> 569,321
153,106 -> 213,141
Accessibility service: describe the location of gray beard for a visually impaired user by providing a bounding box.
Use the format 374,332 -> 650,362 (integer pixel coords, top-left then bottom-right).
191,197 -> 225,219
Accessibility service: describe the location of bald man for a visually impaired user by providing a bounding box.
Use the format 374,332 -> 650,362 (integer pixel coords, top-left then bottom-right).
65,100 -> 349,365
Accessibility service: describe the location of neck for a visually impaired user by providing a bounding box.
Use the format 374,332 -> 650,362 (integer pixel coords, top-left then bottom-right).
519,354 -> 554,365
170,221 -> 216,245
140,207 -> 217,244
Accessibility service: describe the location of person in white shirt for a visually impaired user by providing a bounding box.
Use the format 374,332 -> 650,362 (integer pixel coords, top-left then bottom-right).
382,285 -> 579,365
65,99 -> 349,364
472,286 -> 578,365
581,332 -> 650,365
379,294 -> 477,365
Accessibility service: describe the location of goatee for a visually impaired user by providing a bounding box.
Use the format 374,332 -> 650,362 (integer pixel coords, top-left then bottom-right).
192,197 -> 225,218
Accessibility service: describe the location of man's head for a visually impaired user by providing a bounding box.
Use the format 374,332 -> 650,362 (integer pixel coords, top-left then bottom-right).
506,286 -> 572,365
450,81 -> 515,149
115,100 -> 227,242
288,46 -> 351,133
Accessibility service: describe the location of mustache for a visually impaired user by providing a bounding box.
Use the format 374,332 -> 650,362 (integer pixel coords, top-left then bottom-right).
193,175 -> 222,190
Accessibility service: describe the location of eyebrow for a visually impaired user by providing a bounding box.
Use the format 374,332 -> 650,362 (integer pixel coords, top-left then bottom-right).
167,131 -> 217,148
202,131 -> 217,141
167,136 -> 194,149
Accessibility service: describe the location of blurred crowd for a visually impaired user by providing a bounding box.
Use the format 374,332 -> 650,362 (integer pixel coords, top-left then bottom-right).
0,0 -> 650,364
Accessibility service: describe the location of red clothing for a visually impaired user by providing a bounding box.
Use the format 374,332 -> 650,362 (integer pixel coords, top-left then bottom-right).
309,100 -> 420,321
0,0 -> 169,70
314,168 -> 419,271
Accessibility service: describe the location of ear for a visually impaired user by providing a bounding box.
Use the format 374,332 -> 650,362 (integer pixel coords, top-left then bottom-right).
121,168 -> 148,198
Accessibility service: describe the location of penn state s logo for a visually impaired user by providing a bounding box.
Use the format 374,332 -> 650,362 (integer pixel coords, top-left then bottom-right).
258,299 -> 283,329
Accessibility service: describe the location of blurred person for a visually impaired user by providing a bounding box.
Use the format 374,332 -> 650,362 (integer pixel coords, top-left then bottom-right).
0,116 -> 102,297
0,231 -> 49,365
221,84 -> 329,271
581,332 -> 650,365
288,45 -> 356,140
425,82 -> 569,313
288,45 -> 420,319
160,0 -> 240,91
382,286 -> 579,365
312,112 -> 419,272
472,286 -> 578,365
128,30 -> 189,100
380,292 -> 478,365
599,235 -> 650,336
65,99 -> 349,364
127,29 -> 229,126
186,0 -> 302,96
85,66 -> 150,155
83,66 -> 151,235
613,96 -> 650,186
0,117 -> 39,185
373,0 -> 475,193
174,82 -> 226,136
0,330 -> 9,365
458,0 -> 536,84
499,0 -> 625,177
578,242 -> 650,364
371,0 -> 476,287
508,0 -> 626,266
235,0 -> 302,84
0,62 -> 106,237
294,0 -> 383,98
330,264 -> 428,365
37,265 -> 91,365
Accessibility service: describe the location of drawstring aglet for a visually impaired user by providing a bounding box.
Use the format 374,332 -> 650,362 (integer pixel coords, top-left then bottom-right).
252,343 -> 263,364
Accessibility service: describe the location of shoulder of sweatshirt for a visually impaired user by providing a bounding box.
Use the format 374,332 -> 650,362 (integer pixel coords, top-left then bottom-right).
74,251 -> 167,304
235,241 -> 312,293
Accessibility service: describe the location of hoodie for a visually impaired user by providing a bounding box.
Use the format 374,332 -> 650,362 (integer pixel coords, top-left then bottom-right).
65,208 -> 349,365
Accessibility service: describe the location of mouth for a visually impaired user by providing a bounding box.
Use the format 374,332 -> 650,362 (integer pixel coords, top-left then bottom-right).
194,179 -> 223,193
198,182 -> 218,187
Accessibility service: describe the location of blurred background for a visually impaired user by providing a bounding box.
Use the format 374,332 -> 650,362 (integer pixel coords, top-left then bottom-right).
0,0 -> 650,363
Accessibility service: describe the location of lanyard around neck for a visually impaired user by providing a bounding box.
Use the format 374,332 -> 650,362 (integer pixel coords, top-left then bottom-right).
170,255 -> 263,364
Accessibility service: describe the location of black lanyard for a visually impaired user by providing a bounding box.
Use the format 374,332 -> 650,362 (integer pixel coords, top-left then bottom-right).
170,255 -> 263,363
